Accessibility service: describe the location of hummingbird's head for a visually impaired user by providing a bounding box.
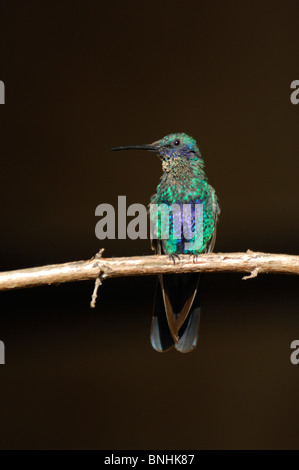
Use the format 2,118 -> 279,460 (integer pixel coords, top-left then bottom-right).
152,133 -> 201,162
111,132 -> 203,166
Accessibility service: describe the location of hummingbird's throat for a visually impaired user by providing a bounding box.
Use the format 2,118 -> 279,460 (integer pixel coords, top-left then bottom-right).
162,157 -> 181,174
161,156 -> 201,176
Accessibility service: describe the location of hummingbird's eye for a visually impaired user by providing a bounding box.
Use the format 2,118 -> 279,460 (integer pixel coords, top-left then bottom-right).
174,139 -> 180,146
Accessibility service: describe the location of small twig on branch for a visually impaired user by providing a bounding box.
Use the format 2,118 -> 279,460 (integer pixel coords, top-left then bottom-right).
90,277 -> 102,308
242,267 -> 261,280
90,248 -> 105,308
0,252 -> 298,295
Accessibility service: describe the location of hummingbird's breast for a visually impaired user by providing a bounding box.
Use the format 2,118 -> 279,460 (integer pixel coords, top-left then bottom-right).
150,171 -> 218,255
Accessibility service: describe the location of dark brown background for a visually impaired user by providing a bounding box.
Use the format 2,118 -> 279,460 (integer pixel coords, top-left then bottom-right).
0,1 -> 298,449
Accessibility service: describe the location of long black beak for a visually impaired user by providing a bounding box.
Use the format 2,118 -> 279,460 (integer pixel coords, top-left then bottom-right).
110,144 -> 159,152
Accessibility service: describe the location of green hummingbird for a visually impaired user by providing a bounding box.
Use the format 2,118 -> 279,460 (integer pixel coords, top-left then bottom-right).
111,133 -> 220,352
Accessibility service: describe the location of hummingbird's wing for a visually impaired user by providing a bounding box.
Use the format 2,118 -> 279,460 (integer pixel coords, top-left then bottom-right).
207,186 -> 220,253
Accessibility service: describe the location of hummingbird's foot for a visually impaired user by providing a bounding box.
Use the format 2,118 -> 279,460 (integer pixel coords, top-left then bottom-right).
169,253 -> 180,265
189,254 -> 199,264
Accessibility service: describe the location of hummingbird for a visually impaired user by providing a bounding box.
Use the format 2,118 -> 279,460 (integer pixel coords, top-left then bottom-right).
111,133 -> 220,353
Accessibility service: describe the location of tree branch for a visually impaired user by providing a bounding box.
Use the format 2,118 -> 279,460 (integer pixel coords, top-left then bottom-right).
0,251 -> 298,292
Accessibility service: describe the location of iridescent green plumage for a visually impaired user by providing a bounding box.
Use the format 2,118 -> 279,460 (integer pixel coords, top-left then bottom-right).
150,133 -> 219,255
111,132 -> 220,353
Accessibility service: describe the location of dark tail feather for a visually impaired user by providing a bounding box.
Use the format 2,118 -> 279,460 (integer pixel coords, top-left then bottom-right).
150,274 -> 201,353
175,288 -> 200,353
151,278 -> 175,352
